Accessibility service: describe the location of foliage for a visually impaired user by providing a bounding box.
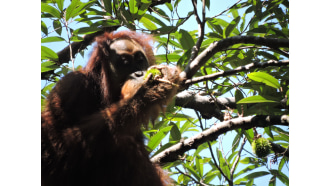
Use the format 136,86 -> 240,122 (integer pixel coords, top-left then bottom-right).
41,0 -> 289,185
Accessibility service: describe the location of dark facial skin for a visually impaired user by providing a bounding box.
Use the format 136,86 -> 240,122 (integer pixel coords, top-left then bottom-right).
106,38 -> 150,101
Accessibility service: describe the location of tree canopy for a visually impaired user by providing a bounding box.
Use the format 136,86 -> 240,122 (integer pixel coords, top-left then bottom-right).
41,0 -> 289,185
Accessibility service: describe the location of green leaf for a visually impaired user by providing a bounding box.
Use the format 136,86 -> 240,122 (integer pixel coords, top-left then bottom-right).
269,169 -> 289,185
103,0 -> 112,14
234,165 -> 259,178
269,175 -> 276,186
41,46 -> 58,61
129,0 -> 138,14
264,126 -> 274,139
217,149 -> 230,178
237,95 -> 278,104
53,20 -> 62,36
41,36 -> 66,43
240,157 -> 257,164
246,179 -> 254,186
231,131 -> 241,153
225,16 -> 240,37
41,61 -> 59,72
204,170 -> 219,183
244,171 -> 270,179
156,54 -> 181,63
41,21 -> 48,35
56,0 -> 64,11
235,89 -> 246,115
137,2 -> 151,17
66,0 -> 95,21
205,0 -> 210,9
195,155 -> 203,176
73,27 -> 101,35
230,8 -> 239,18
248,72 -> 280,89
151,141 -> 177,157
140,16 -> 157,30
243,128 -> 254,144
206,18 -> 223,36
143,14 -> 166,27
65,0 -> 80,20
170,123 -> 181,141
147,126 -> 171,150
278,157 -> 288,172
41,3 -> 61,18
178,29 -> 195,50
185,164 -> 201,180
165,2 -> 173,11
286,89 -> 289,106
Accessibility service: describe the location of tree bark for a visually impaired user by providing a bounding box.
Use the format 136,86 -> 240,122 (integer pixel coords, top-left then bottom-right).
151,115 -> 289,164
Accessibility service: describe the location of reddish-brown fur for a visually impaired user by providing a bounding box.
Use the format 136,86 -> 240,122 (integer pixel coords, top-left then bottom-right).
41,30 -> 180,186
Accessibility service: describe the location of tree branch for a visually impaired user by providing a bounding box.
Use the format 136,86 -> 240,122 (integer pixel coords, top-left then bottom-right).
57,26 -> 120,65
189,0 -> 206,63
175,91 -> 236,121
41,26 -> 120,80
269,141 -> 289,158
230,137 -> 247,179
151,115 -> 289,164
179,36 -> 289,80
183,60 -> 289,87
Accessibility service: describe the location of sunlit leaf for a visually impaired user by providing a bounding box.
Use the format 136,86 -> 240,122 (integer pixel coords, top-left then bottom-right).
178,29 -> 194,50
248,72 -> 281,89
41,61 -> 59,72
129,0 -> 138,14
244,171 -> 270,179
269,169 -> 289,185
147,126 -> 171,150
41,46 -> 58,60
156,54 -> 181,63
140,16 -> 157,30
73,27 -> 101,35
53,20 -> 62,36
56,0 -> 64,11
41,36 -> 66,43
185,164 -> 201,180
237,95 -> 279,104
66,0 -> 95,21
41,3 -> 61,18
41,21 -> 48,35
225,16 -> 240,37
169,125 -> 181,141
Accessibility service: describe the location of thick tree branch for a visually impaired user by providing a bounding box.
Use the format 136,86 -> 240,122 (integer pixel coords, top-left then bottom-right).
151,115 -> 289,164
175,91 -> 236,121
179,36 -> 289,80
184,60 -> 289,87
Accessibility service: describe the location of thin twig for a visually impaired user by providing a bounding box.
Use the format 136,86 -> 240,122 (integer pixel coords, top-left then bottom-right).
189,0 -> 206,63
210,0 -> 243,19
174,167 -> 209,186
230,137 -> 247,179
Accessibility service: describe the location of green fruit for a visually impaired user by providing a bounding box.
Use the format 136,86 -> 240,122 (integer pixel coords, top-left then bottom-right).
251,137 -> 272,158
144,68 -> 162,80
